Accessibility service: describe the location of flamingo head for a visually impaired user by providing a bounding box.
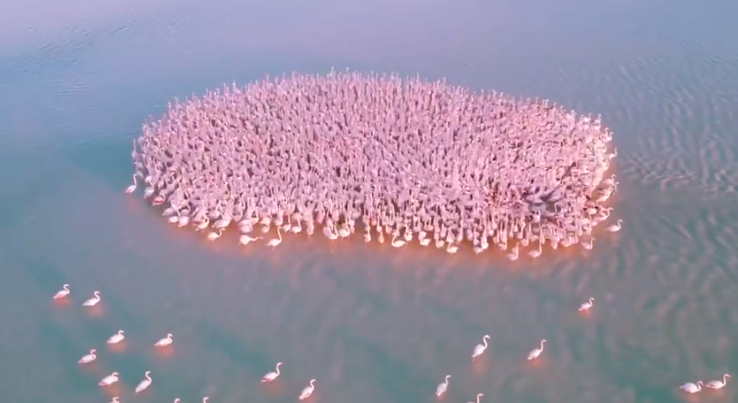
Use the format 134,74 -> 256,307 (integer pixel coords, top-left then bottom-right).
119,330 -> 125,335
542,339 -> 547,344
310,379 -> 316,385
483,334 -> 490,340
203,398 -> 209,403
145,371 -> 151,376
112,372 -> 119,376
276,362 -> 283,367
726,374 -> 732,378
90,349 -> 97,354
168,333 -> 173,338
445,375 -> 451,381
477,393 -> 483,398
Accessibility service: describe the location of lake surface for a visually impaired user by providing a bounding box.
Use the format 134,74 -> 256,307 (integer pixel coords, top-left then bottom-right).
2,0 -> 738,402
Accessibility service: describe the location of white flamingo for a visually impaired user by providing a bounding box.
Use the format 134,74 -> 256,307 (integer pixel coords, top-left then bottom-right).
528,339 -> 546,360
507,245 -> 519,261
472,334 -> 490,360
135,371 -> 152,393
154,333 -> 173,347
98,372 -> 119,386
261,362 -> 282,383
77,349 -> 97,364
125,174 -> 138,194
195,217 -> 210,231
82,291 -> 101,307
107,330 -> 125,344
680,381 -> 703,393
239,235 -> 262,246
706,374 -> 730,389
435,375 -> 451,397
53,284 -> 70,299
207,228 -> 224,241
391,234 -> 406,248
606,219 -> 622,232
446,243 -> 459,254
579,297 -> 595,312
299,379 -> 316,400
528,241 -> 542,258
467,393 -> 483,403
267,228 -> 282,248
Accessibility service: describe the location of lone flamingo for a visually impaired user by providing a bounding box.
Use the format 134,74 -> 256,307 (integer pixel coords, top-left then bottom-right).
299,379 -> 316,400
53,284 -> 70,299
527,339 -> 546,360
261,362 -> 282,382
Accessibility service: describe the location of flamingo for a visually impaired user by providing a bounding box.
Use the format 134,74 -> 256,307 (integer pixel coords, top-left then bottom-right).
195,217 -> 210,231
152,195 -> 166,206
527,339 -> 546,360
706,374 -> 730,389
472,334 -> 490,360
154,333 -> 173,347
391,234 -> 406,248
680,381 -> 703,393
467,393 -> 483,403
207,228 -> 224,241
579,297 -> 595,312
77,349 -> 97,364
261,362 -> 282,382
82,291 -> 101,307
299,379 -> 316,400
53,284 -> 70,299
135,371 -> 152,393
239,235 -> 262,246
528,241 -> 542,258
107,330 -> 125,344
98,372 -> 119,386
606,219 -> 622,232
125,174 -> 138,194
267,227 -> 282,248
446,243 -> 459,254
435,375 -> 451,397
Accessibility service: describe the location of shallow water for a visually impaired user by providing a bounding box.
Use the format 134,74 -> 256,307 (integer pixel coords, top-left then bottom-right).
2,0 -> 738,402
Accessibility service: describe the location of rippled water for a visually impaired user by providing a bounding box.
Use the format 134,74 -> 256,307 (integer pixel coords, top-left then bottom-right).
2,0 -> 738,402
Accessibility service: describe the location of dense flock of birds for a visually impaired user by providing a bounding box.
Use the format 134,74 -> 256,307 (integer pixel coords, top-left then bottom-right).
107,70 -> 731,400
54,284 -> 730,401
125,71 -> 626,257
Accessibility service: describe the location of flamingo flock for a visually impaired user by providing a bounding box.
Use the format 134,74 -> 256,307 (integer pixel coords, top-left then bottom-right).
53,284 -> 314,401
54,280 -> 728,401
126,71 -> 622,256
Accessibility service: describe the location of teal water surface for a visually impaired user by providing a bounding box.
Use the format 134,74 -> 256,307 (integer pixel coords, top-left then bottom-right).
2,0 -> 738,402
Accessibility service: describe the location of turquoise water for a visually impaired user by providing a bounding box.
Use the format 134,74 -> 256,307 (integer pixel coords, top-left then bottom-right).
2,0 -> 738,402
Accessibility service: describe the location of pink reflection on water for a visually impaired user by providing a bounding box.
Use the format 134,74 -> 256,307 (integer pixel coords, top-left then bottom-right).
52,297 -> 71,308
107,341 -> 127,353
154,345 -> 175,358
85,305 -> 104,317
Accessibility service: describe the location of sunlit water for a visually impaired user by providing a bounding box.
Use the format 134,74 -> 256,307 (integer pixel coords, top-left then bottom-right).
2,0 -> 738,402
